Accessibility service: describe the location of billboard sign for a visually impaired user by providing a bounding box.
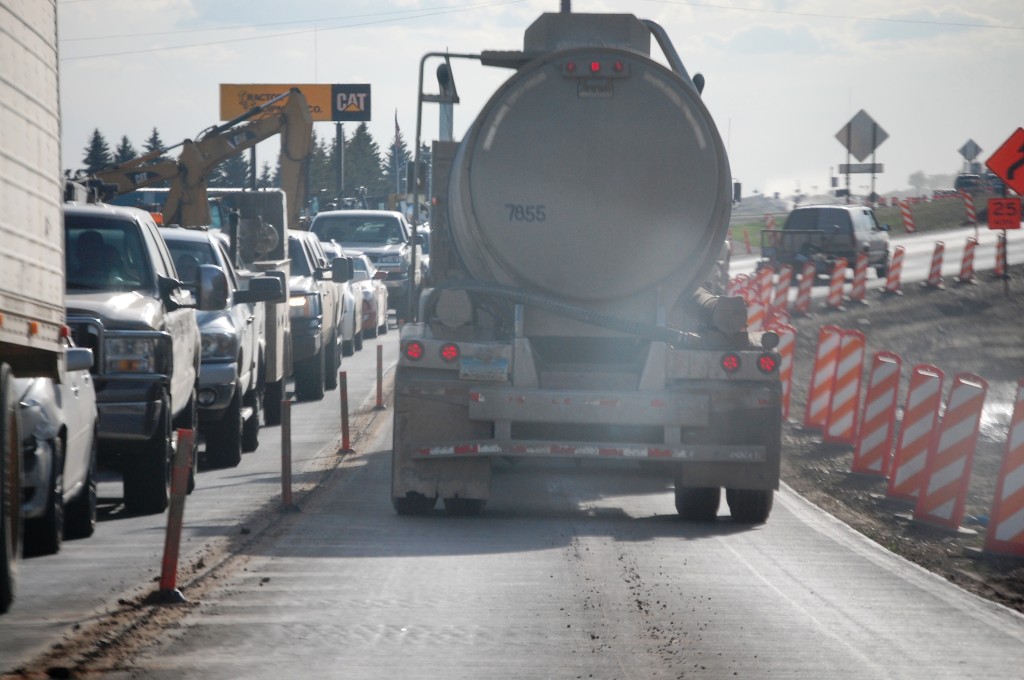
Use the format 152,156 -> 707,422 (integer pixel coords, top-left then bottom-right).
220,84 -> 371,122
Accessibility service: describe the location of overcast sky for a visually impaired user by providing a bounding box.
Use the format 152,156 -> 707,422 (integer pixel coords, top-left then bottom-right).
58,0 -> 1023,198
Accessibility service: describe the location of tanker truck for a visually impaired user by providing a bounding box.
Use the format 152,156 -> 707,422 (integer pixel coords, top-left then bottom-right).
392,8 -> 781,523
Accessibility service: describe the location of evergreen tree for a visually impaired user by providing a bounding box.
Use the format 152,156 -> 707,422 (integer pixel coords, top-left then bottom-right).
210,152 -> 250,188
82,129 -> 112,173
258,162 -> 274,189
308,129 -> 335,204
113,135 -> 137,164
344,122 -> 386,199
142,127 -> 169,163
383,117 -> 412,195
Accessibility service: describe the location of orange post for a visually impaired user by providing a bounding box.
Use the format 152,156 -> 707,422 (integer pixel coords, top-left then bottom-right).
158,429 -> 193,602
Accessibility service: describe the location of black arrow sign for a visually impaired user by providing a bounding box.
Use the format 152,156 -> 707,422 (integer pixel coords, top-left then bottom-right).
1008,143 -> 1024,180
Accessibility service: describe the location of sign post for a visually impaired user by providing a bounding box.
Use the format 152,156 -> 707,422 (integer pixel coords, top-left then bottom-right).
836,110 -> 888,205
985,127 -> 1024,295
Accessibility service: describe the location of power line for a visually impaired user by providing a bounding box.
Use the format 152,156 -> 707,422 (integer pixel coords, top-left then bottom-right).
59,0 -> 523,61
644,0 -> 1024,31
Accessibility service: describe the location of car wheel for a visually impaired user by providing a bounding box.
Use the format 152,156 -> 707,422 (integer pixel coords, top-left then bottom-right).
123,392 -> 171,515
295,348 -> 325,402
875,253 -> 889,278
205,388 -> 243,469
0,364 -> 22,614
393,493 -> 437,516
64,433 -> 97,540
241,386 -> 260,454
324,332 -> 340,391
353,330 -> 363,352
24,438 -> 64,557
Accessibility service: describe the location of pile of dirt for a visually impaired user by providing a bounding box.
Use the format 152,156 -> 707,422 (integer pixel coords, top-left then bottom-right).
779,266 -> 1024,612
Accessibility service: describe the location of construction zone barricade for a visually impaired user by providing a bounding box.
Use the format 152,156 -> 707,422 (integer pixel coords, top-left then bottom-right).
823,329 -> 866,446
880,245 -> 905,295
774,264 -> 793,309
803,325 -> 842,430
923,241 -> 945,289
957,237 -> 977,284
985,379 -> 1024,557
849,252 -> 868,304
899,199 -> 916,233
913,373 -> 988,531
961,191 -> 976,226
826,258 -> 847,310
887,365 -> 944,502
775,323 -> 796,421
793,261 -> 815,315
852,351 -> 902,477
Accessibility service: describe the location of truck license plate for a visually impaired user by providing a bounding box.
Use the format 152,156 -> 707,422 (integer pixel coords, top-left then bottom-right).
460,356 -> 509,381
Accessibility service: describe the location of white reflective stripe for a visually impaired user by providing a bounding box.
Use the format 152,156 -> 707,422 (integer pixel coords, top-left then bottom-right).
926,498 -> 955,521
927,458 -> 966,495
907,379 -> 940,410
936,413 -> 980,452
865,388 -> 897,421
995,507 -> 1024,542
828,412 -> 853,436
895,452 -> 927,485
1009,419 -> 1024,450
1000,466 -> 1024,501
901,418 -> 933,449
859,426 -> 888,452
831,382 -> 857,406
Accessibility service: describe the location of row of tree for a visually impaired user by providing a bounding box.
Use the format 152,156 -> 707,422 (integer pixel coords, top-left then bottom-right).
75,122 -> 426,206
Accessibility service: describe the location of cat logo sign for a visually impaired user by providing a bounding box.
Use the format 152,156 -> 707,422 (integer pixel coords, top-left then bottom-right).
220,84 -> 371,122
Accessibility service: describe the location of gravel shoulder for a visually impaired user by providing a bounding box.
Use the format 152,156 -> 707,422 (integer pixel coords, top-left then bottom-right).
781,265 -> 1024,613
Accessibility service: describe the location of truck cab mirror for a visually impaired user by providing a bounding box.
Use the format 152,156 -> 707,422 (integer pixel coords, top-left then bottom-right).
332,256 -> 353,283
66,347 -> 94,373
234,276 -> 283,304
196,264 -> 229,311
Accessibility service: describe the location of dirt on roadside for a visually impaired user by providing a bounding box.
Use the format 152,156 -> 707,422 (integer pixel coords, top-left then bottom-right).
780,264 -> 1024,613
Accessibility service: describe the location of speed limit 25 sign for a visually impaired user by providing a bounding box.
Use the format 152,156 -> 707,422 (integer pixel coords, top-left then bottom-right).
988,197 -> 1022,230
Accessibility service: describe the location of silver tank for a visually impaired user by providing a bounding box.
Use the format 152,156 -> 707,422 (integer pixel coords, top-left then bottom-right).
447,15 -> 732,307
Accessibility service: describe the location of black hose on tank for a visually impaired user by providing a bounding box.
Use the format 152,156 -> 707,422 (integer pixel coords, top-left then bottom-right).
425,280 -> 696,348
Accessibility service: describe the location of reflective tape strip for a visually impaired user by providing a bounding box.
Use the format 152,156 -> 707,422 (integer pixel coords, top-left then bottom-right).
986,380 -> 1024,556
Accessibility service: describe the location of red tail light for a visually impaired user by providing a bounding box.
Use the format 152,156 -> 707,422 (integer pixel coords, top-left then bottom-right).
404,341 -> 424,361
757,353 -> 778,374
440,343 -> 460,363
721,353 -> 741,373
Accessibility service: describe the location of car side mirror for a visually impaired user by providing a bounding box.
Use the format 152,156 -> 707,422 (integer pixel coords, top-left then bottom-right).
880,224 -> 890,232
373,270 -> 387,281
197,264 -> 229,311
332,256 -> 353,283
66,347 -> 94,372
234,276 -> 283,304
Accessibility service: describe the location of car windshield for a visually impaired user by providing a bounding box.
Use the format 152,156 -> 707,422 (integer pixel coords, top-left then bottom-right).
312,216 -> 404,246
783,208 -> 852,234
288,237 -> 312,277
165,238 -> 217,288
66,216 -> 152,292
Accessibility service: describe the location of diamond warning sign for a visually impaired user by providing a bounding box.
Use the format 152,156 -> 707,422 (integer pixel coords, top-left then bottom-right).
986,127 -> 1024,196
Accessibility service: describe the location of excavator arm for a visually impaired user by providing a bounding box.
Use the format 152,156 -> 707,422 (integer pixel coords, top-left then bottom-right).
92,88 -> 313,230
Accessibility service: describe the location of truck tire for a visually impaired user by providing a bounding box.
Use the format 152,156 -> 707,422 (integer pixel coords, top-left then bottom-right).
123,392 -> 171,515
443,497 -> 485,517
1,364 -> 21,614
875,252 -> 889,279
295,348 -> 325,402
205,389 -> 243,469
64,434 -> 97,540
241,386 -> 260,453
353,330 -> 363,352
324,331 -> 340,390
726,488 -> 774,524
674,486 -> 720,521
24,438 -> 63,557
393,493 -> 437,516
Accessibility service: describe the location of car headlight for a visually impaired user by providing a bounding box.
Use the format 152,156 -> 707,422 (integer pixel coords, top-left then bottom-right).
289,293 -> 321,319
104,337 -> 158,373
379,254 -> 402,265
201,331 -> 238,361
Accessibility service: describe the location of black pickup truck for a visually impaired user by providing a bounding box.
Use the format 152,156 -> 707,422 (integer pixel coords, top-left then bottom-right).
64,203 -> 226,514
